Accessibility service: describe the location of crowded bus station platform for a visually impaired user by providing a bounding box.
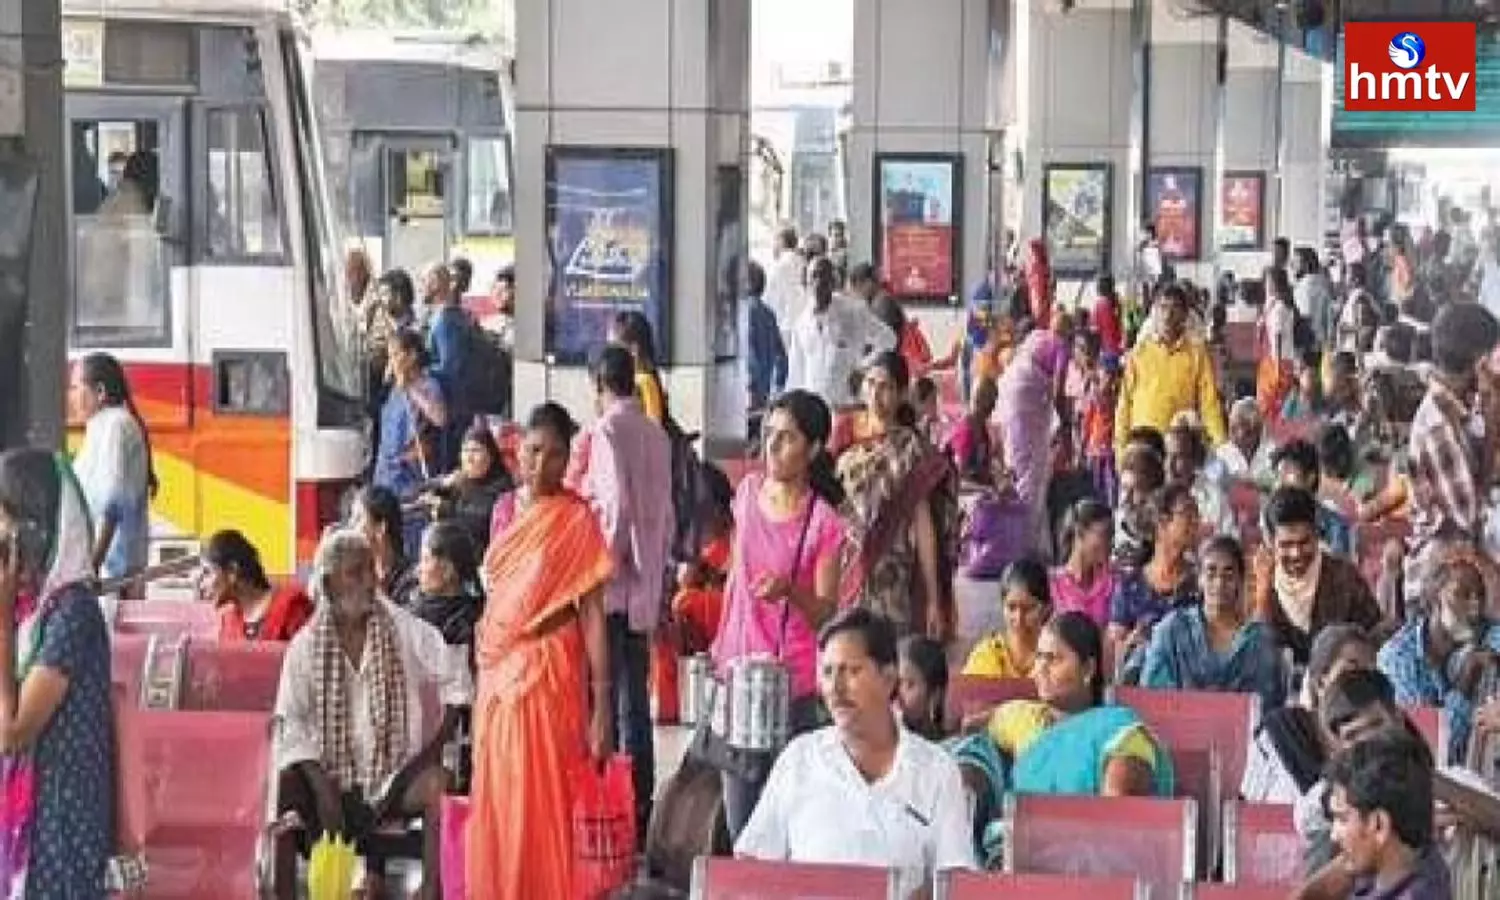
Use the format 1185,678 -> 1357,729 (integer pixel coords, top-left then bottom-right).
3,0 -> 1500,897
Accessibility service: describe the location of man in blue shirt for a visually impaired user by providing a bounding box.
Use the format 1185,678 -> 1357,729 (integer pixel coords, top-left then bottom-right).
742,260 -> 787,439
427,261 -> 475,469
1377,554 -> 1500,765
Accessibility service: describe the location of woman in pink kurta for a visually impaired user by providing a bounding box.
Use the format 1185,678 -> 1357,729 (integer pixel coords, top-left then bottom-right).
1050,498 -> 1117,627
711,389 -> 846,839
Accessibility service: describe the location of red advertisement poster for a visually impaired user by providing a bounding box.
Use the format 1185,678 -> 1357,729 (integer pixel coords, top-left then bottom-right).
884,224 -> 954,298
1147,168 -> 1201,261
877,156 -> 960,301
1219,172 -> 1265,251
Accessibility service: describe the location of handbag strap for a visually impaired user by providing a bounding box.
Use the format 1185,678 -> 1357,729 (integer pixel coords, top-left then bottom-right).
775,496 -> 818,659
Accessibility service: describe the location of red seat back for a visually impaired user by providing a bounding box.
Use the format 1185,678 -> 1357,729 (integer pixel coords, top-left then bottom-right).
134,710 -> 272,899
1005,794 -> 1198,895
1223,801 -> 1299,886
1225,322 -> 1257,365
115,600 -> 220,641
181,641 -> 287,712
944,676 -> 1038,731
1226,481 -> 1263,548
940,871 -> 1143,899
691,857 -> 896,898
1355,518 -> 1410,599
1113,687 -> 1258,805
1404,704 -> 1445,762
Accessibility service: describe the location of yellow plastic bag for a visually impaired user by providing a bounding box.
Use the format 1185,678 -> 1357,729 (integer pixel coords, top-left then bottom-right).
307,832 -> 358,900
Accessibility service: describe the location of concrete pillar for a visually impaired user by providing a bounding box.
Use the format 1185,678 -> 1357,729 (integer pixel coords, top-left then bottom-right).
1278,47 -> 1331,253
1146,3 -> 1222,285
0,0 -> 65,448
1221,22 -> 1330,273
1221,19 -> 1279,278
512,0 -> 751,441
1020,0 -> 1142,299
848,0 -> 1005,345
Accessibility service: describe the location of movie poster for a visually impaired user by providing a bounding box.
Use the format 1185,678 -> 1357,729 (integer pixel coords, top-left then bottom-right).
1220,171 -> 1266,251
1147,167 -> 1202,261
546,147 -> 673,365
1043,163 -> 1111,277
877,155 -> 960,301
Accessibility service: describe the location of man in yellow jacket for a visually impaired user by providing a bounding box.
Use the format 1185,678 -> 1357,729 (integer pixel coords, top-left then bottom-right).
1115,282 -> 1227,456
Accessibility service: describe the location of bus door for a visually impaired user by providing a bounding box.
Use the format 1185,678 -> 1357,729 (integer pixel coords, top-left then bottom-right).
383,136 -> 454,273
66,94 -> 191,425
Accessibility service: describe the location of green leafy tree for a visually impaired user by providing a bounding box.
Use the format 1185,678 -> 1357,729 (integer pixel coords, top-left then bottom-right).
297,0 -> 509,37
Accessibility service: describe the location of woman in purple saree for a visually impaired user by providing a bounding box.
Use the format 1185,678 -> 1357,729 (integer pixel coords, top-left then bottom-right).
996,329 -> 1068,561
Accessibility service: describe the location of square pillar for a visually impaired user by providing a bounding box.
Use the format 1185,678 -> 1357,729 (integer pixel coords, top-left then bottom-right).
0,0 -> 65,448
849,0 -> 1006,350
1021,0 -> 1141,298
513,0 -> 751,440
1147,4 -> 1222,285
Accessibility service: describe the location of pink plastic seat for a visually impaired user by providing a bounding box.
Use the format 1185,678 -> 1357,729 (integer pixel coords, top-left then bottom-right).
1225,481 -> 1263,548
180,641 -> 287,712
134,710 -> 273,899
1404,704 -> 1445,762
111,632 -> 150,702
1224,322 -> 1257,365
1222,801 -> 1299,886
1113,687 -> 1257,806
1004,794 -> 1198,896
690,857 -> 897,899
1355,518 -> 1410,594
114,600 -> 220,641
113,686 -> 151,853
944,675 -> 1038,731
1192,886 -> 1293,900
940,871 -> 1144,899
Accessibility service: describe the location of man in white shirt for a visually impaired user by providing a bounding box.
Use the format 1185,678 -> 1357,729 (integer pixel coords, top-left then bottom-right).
736,609 -> 974,899
1214,398 -> 1276,484
271,528 -> 474,900
787,257 -> 897,409
764,226 -> 807,334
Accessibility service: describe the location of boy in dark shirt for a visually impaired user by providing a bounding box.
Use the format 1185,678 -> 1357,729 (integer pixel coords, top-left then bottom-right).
1321,734 -> 1452,900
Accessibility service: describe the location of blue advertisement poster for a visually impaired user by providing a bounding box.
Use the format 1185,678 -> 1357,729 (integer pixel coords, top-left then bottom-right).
546,148 -> 673,365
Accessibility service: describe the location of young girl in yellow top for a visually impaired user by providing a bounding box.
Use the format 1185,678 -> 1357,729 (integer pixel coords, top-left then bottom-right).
963,557 -> 1052,678
610,310 -> 667,422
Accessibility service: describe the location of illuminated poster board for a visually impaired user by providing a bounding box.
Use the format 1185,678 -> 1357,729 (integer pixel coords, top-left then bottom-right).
1147,166 -> 1203,262
1219,171 -> 1266,251
874,153 -> 962,303
545,147 -> 673,365
1043,162 -> 1112,278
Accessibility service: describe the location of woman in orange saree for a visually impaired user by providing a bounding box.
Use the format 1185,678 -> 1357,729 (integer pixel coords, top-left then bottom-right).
467,403 -> 614,900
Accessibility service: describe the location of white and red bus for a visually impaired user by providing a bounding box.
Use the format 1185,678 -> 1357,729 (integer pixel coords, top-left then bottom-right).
61,0 -> 365,576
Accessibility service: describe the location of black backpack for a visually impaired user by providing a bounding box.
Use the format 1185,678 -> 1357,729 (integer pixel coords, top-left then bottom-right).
651,374 -> 730,563
457,314 -> 512,417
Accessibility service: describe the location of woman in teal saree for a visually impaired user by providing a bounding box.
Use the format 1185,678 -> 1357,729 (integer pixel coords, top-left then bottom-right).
981,611 -> 1176,797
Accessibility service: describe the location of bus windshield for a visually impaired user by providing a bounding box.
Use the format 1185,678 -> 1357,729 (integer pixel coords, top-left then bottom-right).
465,134 -> 513,236
281,30 -> 362,410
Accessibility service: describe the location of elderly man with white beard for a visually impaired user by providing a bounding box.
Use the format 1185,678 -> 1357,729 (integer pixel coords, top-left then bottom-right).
270,528 -> 472,900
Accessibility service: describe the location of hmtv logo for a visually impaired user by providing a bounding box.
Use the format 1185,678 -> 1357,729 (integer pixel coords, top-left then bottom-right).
1344,21 -> 1477,112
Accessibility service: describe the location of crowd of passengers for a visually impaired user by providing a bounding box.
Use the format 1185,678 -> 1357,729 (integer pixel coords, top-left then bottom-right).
6,210 -> 1500,898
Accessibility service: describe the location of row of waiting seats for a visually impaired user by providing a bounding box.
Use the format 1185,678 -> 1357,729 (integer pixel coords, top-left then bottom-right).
113,600 -> 447,899
112,600 -> 281,899
942,675 -> 1445,895
689,859 -> 1292,899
